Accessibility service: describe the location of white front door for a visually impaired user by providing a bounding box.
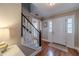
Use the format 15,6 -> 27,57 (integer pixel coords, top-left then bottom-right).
53,17 -> 66,45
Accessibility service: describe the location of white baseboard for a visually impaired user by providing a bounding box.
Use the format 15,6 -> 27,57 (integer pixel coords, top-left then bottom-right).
30,47 -> 42,56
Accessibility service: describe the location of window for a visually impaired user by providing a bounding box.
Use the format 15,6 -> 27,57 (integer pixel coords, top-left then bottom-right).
48,21 -> 52,32
67,18 -> 73,33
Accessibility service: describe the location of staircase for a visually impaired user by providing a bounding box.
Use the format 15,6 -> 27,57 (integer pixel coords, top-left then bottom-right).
21,13 -> 41,50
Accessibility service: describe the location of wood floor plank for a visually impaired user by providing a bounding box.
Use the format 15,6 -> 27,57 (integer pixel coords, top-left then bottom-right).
36,40 -> 79,56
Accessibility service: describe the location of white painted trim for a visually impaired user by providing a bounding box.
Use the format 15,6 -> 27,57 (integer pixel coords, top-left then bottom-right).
30,47 -> 42,56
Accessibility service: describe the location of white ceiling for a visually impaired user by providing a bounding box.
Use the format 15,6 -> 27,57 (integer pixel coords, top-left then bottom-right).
31,3 -> 79,18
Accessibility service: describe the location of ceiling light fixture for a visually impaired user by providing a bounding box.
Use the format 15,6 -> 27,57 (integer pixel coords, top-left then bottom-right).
49,3 -> 55,6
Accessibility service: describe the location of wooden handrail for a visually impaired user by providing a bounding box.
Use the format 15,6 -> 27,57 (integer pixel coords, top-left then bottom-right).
21,13 -> 41,46
22,13 -> 40,33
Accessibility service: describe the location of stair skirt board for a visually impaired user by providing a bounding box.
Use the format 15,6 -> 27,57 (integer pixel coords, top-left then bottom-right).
48,43 -> 68,52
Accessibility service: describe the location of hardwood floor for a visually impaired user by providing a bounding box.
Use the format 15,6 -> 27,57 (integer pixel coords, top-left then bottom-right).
36,40 -> 79,56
